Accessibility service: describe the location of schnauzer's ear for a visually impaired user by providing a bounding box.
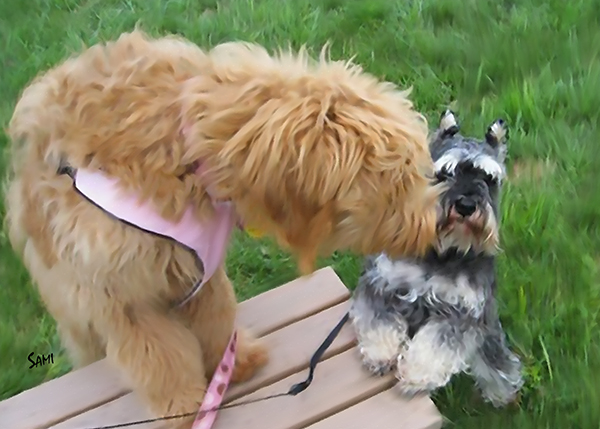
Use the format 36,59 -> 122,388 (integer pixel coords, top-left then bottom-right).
429,109 -> 460,151
439,109 -> 460,138
485,119 -> 509,162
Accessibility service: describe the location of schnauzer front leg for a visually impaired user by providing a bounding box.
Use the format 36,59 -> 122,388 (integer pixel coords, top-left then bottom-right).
350,290 -> 408,376
396,321 -> 480,396
468,327 -> 524,407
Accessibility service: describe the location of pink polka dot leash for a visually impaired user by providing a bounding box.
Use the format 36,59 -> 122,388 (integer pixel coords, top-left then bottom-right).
191,330 -> 238,429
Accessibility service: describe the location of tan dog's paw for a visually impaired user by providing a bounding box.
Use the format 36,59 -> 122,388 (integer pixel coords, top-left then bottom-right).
231,329 -> 269,383
148,383 -> 207,429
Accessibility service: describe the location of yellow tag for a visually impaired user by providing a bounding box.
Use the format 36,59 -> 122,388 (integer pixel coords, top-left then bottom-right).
245,227 -> 265,238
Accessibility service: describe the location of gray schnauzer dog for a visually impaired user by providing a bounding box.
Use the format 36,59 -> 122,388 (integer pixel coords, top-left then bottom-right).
349,110 -> 523,406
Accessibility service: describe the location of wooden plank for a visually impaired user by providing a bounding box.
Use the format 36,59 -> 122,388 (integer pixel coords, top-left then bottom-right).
306,389 -> 443,429
236,266 -> 350,336
210,349 -> 396,429
0,267 -> 350,429
49,395 -> 157,429
227,302 -> 355,400
0,361 -> 127,429
51,302 -> 356,429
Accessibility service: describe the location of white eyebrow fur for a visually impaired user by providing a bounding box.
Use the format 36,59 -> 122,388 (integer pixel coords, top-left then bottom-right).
472,155 -> 505,180
434,149 -> 505,181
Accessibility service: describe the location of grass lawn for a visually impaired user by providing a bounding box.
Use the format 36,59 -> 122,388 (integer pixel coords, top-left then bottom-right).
1,0 -> 600,427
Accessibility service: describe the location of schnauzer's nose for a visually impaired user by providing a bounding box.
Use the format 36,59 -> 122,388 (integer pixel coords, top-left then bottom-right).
454,196 -> 477,217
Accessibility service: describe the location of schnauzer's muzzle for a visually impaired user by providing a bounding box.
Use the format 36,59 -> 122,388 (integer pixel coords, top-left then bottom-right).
448,196 -> 485,232
454,195 -> 476,217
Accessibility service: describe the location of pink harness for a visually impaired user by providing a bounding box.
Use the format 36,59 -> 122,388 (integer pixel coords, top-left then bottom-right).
72,168 -> 237,429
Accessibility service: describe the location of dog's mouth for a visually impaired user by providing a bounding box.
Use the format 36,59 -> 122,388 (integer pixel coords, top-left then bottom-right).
436,206 -> 499,254
438,207 -> 485,234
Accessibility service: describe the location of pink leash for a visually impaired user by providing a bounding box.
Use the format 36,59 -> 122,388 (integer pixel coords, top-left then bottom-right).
70,167 -> 238,428
191,331 -> 237,428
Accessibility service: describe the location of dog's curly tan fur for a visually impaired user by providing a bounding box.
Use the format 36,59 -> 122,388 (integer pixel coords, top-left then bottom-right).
4,30 -> 438,427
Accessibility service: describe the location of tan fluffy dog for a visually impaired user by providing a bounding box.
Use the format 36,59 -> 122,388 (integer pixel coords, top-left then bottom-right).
4,30 -> 438,427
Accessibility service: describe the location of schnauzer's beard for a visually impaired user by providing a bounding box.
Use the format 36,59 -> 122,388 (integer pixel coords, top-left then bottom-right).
435,202 -> 499,255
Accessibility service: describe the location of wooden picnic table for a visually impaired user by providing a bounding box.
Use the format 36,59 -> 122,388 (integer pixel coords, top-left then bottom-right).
0,267 -> 443,429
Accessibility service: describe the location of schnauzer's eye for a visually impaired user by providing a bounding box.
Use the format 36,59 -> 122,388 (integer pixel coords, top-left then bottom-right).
435,168 -> 453,182
484,174 -> 498,186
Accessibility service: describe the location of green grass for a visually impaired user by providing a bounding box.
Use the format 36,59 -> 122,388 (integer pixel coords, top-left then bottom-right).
1,0 -> 599,427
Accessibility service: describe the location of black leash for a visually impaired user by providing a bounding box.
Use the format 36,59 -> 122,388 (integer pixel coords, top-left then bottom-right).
287,311 -> 349,395
83,311 -> 350,429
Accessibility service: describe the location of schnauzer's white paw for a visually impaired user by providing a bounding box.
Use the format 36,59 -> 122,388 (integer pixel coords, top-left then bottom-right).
361,354 -> 397,376
394,323 -> 471,396
395,354 -> 454,396
356,325 -> 406,377
359,342 -> 401,376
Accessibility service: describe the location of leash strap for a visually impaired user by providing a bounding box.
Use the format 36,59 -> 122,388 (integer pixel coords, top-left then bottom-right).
192,331 -> 237,429
287,311 -> 350,396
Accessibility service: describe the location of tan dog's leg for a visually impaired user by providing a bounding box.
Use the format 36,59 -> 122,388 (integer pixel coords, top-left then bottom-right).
184,268 -> 269,383
22,242 -> 106,368
26,245 -> 214,429
58,322 -> 106,368
29,248 -> 207,427
99,299 -> 208,429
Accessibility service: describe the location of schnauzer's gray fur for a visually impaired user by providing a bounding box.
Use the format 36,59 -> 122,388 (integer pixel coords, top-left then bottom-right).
350,110 -> 523,407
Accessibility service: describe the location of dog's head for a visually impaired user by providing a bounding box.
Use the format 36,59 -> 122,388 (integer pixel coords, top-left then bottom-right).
429,110 -> 508,255
181,43 -> 440,274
